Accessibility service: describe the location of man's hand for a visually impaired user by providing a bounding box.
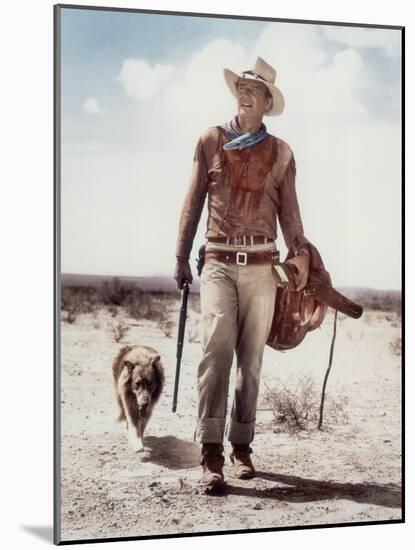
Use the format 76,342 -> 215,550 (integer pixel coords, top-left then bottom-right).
285,254 -> 310,291
174,257 -> 193,289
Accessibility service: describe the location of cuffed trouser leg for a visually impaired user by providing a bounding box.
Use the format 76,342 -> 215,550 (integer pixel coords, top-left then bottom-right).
228,263 -> 277,444
195,262 -> 237,443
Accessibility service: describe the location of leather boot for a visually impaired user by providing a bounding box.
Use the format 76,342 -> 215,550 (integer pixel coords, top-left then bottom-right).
200,443 -> 225,490
230,444 -> 256,479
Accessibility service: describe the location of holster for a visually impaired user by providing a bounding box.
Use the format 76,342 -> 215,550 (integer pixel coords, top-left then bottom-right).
304,273 -> 363,319
267,238 -> 363,352
196,244 -> 206,277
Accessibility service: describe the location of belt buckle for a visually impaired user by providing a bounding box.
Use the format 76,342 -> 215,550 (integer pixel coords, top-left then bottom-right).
236,252 -> 247,266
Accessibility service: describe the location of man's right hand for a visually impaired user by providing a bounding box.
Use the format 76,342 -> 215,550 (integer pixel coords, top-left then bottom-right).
174,257 -> 193,289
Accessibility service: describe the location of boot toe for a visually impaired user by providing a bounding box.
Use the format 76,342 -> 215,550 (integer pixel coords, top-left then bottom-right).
230,448 -> 256,479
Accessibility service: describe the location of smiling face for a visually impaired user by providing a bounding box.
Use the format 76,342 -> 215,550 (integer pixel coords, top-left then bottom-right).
236,78 -> 273,118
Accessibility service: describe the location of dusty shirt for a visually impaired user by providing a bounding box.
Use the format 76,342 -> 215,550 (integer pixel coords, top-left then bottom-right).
176,125 -> 305,259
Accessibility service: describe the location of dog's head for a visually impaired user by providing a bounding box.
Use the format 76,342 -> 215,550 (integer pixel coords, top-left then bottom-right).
124,354 -> 163,413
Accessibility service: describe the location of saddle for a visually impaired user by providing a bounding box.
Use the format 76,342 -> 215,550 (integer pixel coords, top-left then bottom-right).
267,237 -> 363,351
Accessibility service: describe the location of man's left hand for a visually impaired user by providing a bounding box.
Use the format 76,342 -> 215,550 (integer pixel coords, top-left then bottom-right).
285,254 -> 310,291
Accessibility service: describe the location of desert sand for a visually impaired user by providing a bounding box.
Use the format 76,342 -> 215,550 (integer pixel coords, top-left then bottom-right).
59,294 -> 402,542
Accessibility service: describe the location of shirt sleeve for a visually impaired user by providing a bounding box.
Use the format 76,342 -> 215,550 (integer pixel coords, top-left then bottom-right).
175,137 -> 209,259
277,152 -> 306,252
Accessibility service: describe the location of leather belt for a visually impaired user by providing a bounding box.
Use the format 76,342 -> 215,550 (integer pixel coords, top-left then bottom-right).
205,249 -> 279,266
207,235 -> 273,246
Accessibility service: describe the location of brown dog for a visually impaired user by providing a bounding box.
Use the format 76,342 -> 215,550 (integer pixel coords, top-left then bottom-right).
112,345 -> 164,452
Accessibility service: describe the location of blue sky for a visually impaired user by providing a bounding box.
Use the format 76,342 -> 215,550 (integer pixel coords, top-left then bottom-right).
61,8 -> 267,115
59,6 -> 402,289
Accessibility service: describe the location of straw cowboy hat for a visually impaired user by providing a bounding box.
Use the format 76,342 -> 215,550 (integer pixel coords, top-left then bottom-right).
223,56 -> 285,116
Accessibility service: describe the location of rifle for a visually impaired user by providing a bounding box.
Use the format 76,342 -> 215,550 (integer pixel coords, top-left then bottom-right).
172,278 -> 189,412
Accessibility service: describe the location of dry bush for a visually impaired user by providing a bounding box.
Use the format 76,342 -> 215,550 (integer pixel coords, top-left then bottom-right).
64,310 -> 77,324
389,337 -> 402,357
107,305 -> 118,318
100,277 -> 134,306
346,288 -> 401,318
61,277 -> 181,337
385,313 -> 401,328
188,293 -> 201,314
127,292 -> 169,323
111,321 -> 130,342
159,320 -> 175,338
188,318 -> 202,343
92,308 -> 100,329
261,376 -> 348,432
126,290 -> 177,337
61,286 -> 100,323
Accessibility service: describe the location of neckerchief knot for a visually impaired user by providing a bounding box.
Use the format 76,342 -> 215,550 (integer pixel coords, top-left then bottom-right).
221,116 -> 268,150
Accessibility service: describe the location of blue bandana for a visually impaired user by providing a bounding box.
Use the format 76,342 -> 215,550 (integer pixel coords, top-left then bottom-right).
221,116 -> 268,150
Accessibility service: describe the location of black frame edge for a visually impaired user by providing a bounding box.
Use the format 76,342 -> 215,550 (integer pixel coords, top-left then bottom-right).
53,4 -> 405,544
55,3 -> 404,30
53,3 -> 62,546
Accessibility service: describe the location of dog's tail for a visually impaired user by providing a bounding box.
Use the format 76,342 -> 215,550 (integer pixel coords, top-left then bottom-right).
115,394 -> 126,423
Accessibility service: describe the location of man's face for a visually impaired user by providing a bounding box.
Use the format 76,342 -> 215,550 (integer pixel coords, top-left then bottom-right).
236,79 -> 272,118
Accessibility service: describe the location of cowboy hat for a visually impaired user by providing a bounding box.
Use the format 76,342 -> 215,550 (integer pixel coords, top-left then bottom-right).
223,56 -> 285,117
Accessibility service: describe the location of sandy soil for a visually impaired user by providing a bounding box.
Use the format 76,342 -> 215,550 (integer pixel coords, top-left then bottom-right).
59,299 -> 402,542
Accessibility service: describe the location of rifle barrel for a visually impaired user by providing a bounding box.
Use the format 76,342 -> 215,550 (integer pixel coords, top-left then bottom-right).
172,280 -> 189,412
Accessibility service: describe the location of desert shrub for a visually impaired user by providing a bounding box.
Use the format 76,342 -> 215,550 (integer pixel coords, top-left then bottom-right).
345,288 -> 401,318
107,305 -> 118,318
126,291 -> 165,322
64,310 -> 77,324
100,277 -> 134,306
261,376 -> 348,432
125,289 -> 177,337
159,320 -> 175,338
61,286 -> 100,317
111,321 -> 130,342
61,277 -> 180,335
188,293 -> 201,314
389,337 -> 402,357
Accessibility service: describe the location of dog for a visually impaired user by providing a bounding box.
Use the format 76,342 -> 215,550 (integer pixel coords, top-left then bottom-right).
112,345 -> 164,452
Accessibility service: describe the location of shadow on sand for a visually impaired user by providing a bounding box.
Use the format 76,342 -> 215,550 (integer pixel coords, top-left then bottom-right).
138,437 -> 401,510
141,435 -> 200,469
224,471 -> 401,509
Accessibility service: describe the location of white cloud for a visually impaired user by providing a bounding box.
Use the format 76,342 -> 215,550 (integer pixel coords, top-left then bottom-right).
254,23 -> 369,122
160,38 -> 247,138
64,22 -> 401,289
322,25 -> 401,57
82,96 -> 102,114
117,59 -> 176,99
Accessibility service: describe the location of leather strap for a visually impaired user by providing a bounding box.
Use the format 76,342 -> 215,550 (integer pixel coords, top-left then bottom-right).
205,249 -> 279,266
318,310 -> 338,430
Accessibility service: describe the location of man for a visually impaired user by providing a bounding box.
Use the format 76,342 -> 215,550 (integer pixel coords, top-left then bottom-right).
174,56 -> 310,491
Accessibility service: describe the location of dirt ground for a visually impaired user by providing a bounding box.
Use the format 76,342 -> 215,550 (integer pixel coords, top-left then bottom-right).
59,298 -> 402,542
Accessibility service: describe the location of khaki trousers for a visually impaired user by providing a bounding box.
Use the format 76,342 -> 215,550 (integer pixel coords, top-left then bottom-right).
195,241 -> 278,444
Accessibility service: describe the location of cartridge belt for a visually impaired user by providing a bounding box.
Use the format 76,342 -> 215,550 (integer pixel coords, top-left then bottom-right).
208,235 -> 273,246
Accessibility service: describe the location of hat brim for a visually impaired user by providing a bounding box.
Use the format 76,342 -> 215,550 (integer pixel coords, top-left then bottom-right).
223,68 -> 285,117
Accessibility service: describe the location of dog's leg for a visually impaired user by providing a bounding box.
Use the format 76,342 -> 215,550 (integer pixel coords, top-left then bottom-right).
123,406 -> 144,452
123,405 -> 144,452
138,416 -> 150,451
117,382 -> 144,453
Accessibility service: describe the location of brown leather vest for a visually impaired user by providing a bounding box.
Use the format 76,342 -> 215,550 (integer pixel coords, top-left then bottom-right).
217,128 -> 278,214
